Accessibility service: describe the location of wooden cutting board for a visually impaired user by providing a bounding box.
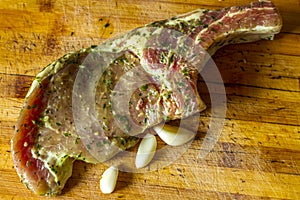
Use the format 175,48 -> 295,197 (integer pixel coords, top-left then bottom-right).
0,0 -> 299,199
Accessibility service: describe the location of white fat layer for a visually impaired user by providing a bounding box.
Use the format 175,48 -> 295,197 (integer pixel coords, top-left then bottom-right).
25,49 -> 87,99
252,25 -> 275,32
165,9 -> 206,26
225,7 -> 274,18
97,28 -> 153,55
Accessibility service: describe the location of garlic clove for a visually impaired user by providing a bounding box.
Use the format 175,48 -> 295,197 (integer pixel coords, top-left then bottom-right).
153,124 -> 196,146
100,166 -> 119,194
135,134 -> 157,169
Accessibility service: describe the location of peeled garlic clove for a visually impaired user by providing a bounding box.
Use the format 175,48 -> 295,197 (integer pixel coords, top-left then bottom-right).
135,134 -> 157,169
153,124 -> 196,146
100,166 -> 119,194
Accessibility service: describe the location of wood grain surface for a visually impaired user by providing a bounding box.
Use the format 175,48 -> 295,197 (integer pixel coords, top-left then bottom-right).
0,0 -> 299,199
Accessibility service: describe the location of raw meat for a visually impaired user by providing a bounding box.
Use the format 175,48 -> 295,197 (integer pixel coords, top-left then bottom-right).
11,1 -> 282,195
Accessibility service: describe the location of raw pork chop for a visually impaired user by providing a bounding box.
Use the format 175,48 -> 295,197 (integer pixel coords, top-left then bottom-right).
11,1 -> 282,195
